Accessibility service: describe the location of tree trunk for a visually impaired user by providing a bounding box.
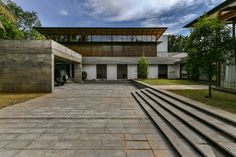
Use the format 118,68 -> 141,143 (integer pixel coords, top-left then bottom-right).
208,66 -> 212,98
208,82 -> 212,98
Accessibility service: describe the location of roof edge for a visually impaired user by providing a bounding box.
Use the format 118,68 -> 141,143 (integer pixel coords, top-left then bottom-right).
184,0 -> 234,28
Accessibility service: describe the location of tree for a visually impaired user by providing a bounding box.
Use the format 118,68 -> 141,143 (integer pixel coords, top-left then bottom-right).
0,15 -> 23,39
138,54 -> 149,79
5,0 -> 44,39
168,35 -> 187,52
0,0 -> 16,31
185,16 -> 235,97
184,47 -> 201,81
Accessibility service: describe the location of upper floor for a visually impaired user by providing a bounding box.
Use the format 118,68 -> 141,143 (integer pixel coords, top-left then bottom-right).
35,27 -> 168,57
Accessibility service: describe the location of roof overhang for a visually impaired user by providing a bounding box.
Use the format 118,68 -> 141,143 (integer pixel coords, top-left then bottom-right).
34,27 -> 167,40
184,0 -> 236,28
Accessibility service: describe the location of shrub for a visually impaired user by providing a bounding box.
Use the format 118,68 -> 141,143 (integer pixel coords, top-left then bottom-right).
138,54 -> 149,79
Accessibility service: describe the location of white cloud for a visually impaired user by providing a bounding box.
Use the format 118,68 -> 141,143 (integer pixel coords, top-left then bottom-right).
82,0 -> 204,22
59,9 -> 69,16
77,0 -> 222,34
141,13 -> 198,34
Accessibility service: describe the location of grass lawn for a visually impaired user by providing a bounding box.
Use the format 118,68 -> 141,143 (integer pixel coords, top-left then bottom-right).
140,79 -> 209,85
169,90 -> 236,114
0,93 -> 45,109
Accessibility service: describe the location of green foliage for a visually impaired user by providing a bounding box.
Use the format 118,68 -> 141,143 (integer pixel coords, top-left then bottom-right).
5,0 -> 44,40
184,48 -> 201,80
0,15 -> 23,39
168,35 -> 187,52
0,0 -> 16,23
185,15 -> 235,97
138,54 -> 149,79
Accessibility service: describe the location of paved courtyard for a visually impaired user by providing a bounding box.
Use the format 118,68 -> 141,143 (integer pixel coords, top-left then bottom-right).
0,83 -> 175,157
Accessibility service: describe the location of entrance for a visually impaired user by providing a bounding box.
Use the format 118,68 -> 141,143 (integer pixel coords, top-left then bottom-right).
158,65 -> 168,78
117,64 -> 128,80
97,64 -> 107,79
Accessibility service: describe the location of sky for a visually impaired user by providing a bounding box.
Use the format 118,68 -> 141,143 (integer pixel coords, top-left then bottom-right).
11,0 -> 225,35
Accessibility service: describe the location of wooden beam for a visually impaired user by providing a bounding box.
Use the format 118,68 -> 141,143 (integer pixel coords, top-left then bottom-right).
220,11 -> 236,21
221,6 -> 236,12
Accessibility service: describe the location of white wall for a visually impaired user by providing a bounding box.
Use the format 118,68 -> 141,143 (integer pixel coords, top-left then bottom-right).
82,64 -> 96,80
107,64 -> 117,80
148,65 -> 158,79
168,64 -> 180,79
157,35 -> 168,53
128,65 -> 137,79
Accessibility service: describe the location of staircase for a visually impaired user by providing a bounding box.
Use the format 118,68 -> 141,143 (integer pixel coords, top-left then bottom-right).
132,88 -> 236,157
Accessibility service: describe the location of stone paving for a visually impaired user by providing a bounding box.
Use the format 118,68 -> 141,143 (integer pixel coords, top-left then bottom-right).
0,83 -> 176,157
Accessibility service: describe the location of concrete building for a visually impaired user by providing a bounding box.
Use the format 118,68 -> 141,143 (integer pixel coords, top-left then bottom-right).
0,40 -> 82,92
36,27 -> 186,81
185,0 -> 236,91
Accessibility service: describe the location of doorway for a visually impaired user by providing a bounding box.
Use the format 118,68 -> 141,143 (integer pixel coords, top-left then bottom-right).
117,64 -> 128,80
97,64 -> 107,79
158,65 -> 168,78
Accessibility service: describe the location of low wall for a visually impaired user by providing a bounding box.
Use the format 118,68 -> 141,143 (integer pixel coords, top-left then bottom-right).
0,40 -> 81,93
131,79 -> 150,89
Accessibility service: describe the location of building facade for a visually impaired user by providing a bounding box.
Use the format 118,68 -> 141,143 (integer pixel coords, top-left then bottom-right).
36,27 -> 186,81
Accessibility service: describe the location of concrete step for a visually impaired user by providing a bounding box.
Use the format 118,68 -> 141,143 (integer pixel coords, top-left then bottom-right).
146,88 -> 236,141
150,88 -> 236,126
132,92 -> 203,157
136,90 -> 219,157
140,88 -> 236,156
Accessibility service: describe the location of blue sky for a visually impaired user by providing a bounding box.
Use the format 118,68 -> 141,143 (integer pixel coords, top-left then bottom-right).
11,0 -> 224,35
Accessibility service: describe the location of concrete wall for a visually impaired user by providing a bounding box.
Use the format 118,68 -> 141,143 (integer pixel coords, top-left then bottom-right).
74,63 -> 82,83
168,64 -> 180,79
0,40 -> 81,93
0,40 -> 54,92
148,65 -> 158,79
82,65 -> 96,80
128,65 -> 137,79
107,64 -> 117,80
82,63 -> 182,80
157,35 -> 168,53
83,57 -> 179,65
83,64 -> 137,80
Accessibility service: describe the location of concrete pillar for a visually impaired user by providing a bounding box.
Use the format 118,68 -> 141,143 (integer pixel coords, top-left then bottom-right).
128,65 -> 137,79
51,54 -> 54,92
74,63 -> 82,83
69,64 -> 73,77
168,64 -> 180,79
148,65 -> 158,79
83,64 -> 96,80
107,64 -> 117,80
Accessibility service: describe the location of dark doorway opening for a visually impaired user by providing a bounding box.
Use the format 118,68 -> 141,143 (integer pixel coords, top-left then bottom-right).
158,65 -> 168,78
117,64 -> 128,80
97,64 -> 107,79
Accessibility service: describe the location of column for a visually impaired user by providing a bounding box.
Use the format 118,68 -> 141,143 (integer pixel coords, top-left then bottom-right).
74,63 -> 82,83
69,64 -> 73,77
233,20 -> 235,37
